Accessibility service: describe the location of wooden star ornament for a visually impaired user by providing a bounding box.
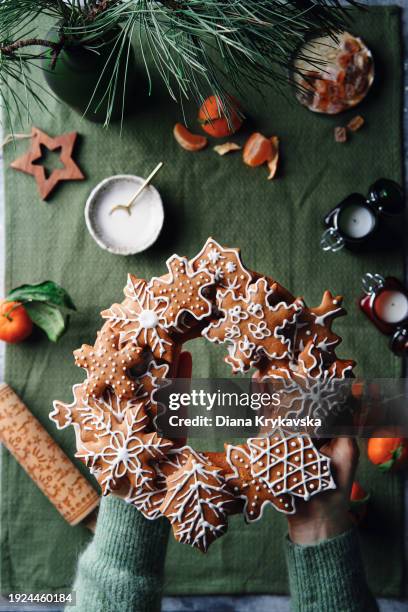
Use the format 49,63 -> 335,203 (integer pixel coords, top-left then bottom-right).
10,127 -> 84,200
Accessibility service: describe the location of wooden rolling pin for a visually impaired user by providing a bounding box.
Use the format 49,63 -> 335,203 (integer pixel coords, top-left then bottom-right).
0,383 -> 99,530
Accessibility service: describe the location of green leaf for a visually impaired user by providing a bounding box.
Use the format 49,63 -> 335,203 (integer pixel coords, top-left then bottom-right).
392,444 -> 404,461
378,444 -> 404,472
24,302 -> 69,342
378,458 -> 395,472
6,281 -> 76,311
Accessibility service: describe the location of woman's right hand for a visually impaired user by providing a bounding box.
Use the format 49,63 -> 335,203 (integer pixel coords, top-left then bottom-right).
287,437 -> 359,545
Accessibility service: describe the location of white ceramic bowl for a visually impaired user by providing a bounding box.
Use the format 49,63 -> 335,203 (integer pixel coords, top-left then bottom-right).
85,174 -> 164,255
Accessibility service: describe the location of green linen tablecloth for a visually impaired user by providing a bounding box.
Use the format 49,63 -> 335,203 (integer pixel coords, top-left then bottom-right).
1,6 -> 405,598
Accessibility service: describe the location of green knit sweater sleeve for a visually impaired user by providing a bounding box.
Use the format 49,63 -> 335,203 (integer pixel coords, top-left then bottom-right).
69,495 -> 170,612
285,528 -> 379,612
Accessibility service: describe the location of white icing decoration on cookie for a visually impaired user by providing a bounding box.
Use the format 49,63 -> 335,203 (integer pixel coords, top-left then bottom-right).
248,320 -> 271,339
208,248 -> 221,264
238,335 -> 256,358
313,306 -> 343,327
315,335 -> 339,353
160,454 -> 234,552
247,303 -> 263,318
261,342 -> 353,427
148,255 -> 214,330
225,445 -> 295,520
190,237 -> 252,296
77,409 -> 172,495
139,309 -> 159,329
101,276 -> 173,360
203,277 -> 302,372
247,433 -> 335,501
224,324 -> 241,339
214,266 -> 224,281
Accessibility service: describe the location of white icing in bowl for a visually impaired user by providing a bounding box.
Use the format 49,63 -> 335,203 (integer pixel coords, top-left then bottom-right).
85,174 -> 164,255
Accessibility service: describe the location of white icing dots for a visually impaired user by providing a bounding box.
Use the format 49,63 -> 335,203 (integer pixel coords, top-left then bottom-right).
148,255 -> 213,330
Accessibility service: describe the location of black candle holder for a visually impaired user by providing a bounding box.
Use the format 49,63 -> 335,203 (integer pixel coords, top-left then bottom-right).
321,178 -> 403,253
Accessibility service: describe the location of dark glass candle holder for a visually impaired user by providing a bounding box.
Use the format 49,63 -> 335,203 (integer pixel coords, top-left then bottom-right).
367,178 -> 404,216
321,179 -> 403,253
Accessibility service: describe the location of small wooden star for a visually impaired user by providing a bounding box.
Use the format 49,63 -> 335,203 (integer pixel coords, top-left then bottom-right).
10,127 -> 84,200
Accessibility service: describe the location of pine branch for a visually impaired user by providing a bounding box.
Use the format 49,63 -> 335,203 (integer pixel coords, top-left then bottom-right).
0,0 -> 360,130
0,39 -> 58,55
0,37 -> 64,68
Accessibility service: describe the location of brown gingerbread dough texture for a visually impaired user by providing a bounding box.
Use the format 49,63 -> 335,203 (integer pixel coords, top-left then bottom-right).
52,237 -> 355,552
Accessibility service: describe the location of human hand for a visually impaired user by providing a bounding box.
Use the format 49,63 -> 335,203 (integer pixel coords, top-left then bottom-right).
171,350 -> 192,447
287,437 -> 359,545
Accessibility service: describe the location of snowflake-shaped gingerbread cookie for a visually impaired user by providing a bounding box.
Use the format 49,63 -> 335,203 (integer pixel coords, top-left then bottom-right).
101,275 -> 176,363
77,408 -> 173,495
204,277 -> 302,372
259,341 -> 355,427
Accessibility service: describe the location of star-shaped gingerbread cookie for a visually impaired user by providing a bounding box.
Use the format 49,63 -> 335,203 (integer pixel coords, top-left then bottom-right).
294,291 -> 345,356
74,328 -> 143,400
148,255 -> 214,330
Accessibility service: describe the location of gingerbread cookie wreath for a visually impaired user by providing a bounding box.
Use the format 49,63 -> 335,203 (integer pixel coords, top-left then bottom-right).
51,238 -> 355,552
